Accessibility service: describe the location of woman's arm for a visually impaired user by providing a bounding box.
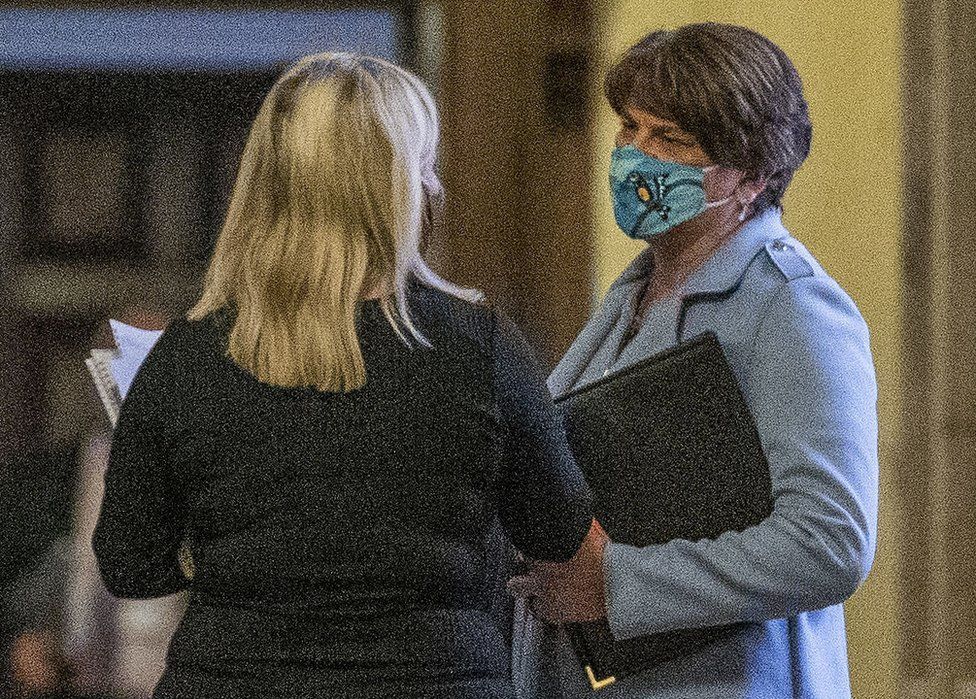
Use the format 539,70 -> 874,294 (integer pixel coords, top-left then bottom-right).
91,320 -> 193,599
492,310 -> 594,563
603,275 -> 879,640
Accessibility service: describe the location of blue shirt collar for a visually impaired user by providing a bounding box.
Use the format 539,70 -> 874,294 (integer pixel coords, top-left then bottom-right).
608,207 -> 788,299
681,207 -> 788,297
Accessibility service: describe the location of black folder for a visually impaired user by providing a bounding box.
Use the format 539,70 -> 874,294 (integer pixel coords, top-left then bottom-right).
552,332 -> 773,691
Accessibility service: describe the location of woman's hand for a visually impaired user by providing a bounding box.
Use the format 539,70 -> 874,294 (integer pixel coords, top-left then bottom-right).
508,518 -> 611,624
9,630 -> 65,695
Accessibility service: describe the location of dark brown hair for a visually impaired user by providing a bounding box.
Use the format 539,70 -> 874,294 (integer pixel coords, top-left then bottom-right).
605,23 -> 812,215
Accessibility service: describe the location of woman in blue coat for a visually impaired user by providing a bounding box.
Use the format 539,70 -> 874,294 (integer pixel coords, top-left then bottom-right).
510,22 -> 879,699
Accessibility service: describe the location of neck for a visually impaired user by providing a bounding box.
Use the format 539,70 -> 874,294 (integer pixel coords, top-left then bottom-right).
646,208 -> 744,292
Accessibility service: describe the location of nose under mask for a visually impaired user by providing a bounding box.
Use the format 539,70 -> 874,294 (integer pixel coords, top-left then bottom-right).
610,144 -> 734,240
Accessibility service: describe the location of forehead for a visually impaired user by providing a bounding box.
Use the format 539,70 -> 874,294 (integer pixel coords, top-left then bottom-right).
623,105 -> 688,133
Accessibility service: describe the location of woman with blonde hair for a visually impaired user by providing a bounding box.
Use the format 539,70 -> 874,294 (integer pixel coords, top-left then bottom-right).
92,53 -> 597,698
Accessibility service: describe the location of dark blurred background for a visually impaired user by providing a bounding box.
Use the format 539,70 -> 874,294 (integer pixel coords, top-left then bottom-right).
0,3 -> 597,697
0,1 -> 973,698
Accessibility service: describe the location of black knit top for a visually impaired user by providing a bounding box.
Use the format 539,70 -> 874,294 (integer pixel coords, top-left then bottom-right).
92,282 -> 592,699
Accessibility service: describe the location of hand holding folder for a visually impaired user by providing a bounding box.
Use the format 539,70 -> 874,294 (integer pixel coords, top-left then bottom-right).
547,332 -> 773,690
508,518 -> 610,624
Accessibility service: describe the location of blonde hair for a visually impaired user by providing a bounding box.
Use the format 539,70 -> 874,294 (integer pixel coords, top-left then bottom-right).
187,53 -> 482,392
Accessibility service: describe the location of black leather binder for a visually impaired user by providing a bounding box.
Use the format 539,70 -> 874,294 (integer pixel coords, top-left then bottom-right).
552,332 -> 773,691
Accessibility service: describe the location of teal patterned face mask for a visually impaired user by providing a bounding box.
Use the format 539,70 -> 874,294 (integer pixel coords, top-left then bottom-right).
610,144 -> 733,240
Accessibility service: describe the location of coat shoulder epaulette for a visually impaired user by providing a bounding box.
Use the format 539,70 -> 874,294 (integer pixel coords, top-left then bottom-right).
764,238 -> 815,281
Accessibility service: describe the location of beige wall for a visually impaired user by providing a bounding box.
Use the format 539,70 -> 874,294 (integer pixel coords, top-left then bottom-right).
592,4 -> 904,698
437,0 -> 596,366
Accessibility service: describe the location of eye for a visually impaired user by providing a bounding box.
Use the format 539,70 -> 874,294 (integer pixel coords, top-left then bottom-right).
661,134 -> 696,148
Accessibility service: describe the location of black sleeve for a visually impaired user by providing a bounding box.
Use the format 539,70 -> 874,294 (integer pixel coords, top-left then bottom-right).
492,309 -> 593,562
91,319 -> 192,599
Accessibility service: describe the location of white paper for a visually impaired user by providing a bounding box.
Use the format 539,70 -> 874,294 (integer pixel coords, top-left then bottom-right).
84,353 -> 121,426
108,319 -> 164,400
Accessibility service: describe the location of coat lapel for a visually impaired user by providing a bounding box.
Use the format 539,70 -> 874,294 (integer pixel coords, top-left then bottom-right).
551,208 -> 790,391
547,244 -> 655,397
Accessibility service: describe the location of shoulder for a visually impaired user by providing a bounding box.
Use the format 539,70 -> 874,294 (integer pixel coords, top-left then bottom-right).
761,238 -> 817,282
748,238 -> 871,357
747,234 -> 860,316
412,285 -> 539,368
410,282 -> 497,348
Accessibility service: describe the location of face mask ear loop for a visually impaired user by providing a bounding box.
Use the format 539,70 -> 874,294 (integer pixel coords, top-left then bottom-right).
703,166 -> 751,219
701,164 -> 731,210
704,193 -> 734,209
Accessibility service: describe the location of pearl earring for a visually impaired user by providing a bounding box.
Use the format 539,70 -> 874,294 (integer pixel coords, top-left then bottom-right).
738,202 -> 749,222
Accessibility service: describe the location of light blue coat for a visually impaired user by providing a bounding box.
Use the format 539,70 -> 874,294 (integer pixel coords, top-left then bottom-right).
512,208 -> 879,699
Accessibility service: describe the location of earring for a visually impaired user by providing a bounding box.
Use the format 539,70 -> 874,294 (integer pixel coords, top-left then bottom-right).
738,202 -> 748,222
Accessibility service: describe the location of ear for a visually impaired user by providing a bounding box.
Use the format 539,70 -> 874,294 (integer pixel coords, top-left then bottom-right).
737,175 -> 768,206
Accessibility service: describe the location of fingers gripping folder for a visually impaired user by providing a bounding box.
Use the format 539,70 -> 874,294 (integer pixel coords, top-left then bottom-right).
552,332 -> 773,688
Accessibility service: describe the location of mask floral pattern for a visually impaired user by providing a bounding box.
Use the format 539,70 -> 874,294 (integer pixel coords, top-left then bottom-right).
610,144 -> 729,239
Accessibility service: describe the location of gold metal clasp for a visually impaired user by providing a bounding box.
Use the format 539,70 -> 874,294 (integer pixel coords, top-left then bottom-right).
585,665 -> 617,691
178,541 -> 195,580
